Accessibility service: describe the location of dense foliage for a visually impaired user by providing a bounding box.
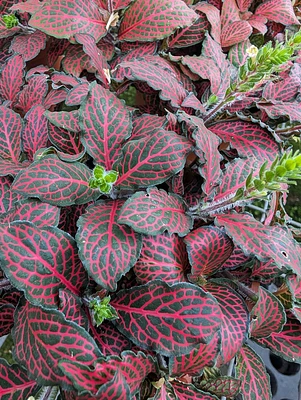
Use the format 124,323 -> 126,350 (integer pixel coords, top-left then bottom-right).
1,0 -> 301,399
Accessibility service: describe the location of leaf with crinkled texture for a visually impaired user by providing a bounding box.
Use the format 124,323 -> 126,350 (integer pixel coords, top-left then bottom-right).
75,34 -> 110,87
0,54 -> 24,104
195,2 -> 221,43
134,233 -> 188,284
204,281 -> 248,364
76,199 -> 142,291
9,30 -> 47,61
0,106 -> 22,163
0,199 -> 60,227
236,0 -> 253,12
255,0 -> 299,25
23,105 -> 48,161
91,322 -> 131,356
166,13 -> 209,48
0,221 -> 88,308
13,299 -> 102,388
185,226 -> 234,278
62,45 -> 91,77
0,359 -> 38,400
228,39 -> 250,67
236,345 -> 272,400
0,301 -> 15,336
12,155 -> 99,206
177,112 -> 222,199
257,102 -> 301,123
45,110 -> 80,133
15,74 -> 48,114
0,176 -> 21,213
263,71 -> 301,102
44,88 -> 68,109
9,0 -> 43,13
60,351 -> 154,397
48,124 -> 84,156
119,0 -> 198,41
65,82 -> 89,106
114,130 -> 192,189
118,187 -> 193,237
115,57 -> 188,108
215,213 -> 301,276
221,20 -> 252,47
79,82 -> 131,170
170,332 -> 220,377
172,381 -> 219,399
0,19 -> 20,39
250,286 -> 286,338
221,0 -> 241,27
59,289 -> 88,330
287,275 -> 301,304
29,0 -> 108,41
250,259 -> 282,284
199,376 -> 241,399
131,114 -> 165,140
255,319 -> 301,363
111,280 -> 222,356
210,120 -> 280,164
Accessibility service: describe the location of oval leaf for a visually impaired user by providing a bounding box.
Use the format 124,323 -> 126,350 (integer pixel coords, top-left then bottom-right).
134,233 -> 188,284
118,187 -> 193,237
12,155 -> 100,206
29,0 -> 107,41
0,221 -> 88,308
76,200 -> 142,291
13,299 -> 102,387
111,280 -> 222,356
204,281 -> 249,364
114,131 -> 192,189
250,286 -> 286,338
215,213 -> 301,276
185,226 -> 234,278
79,82 -> 131,170
119,0 -> 198,41
235,344 -> 272,400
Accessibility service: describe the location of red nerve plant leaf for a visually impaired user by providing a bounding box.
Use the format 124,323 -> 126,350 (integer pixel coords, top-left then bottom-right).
11,155 -> 100,206
29,0 -> 108,41
76,199 -> 142,291
0,221 -> 88,308
215,213 -> 301,276
114,130 -> 193,189
134,233 -> 188,284
118,187 -> 193,237
0,359 -> 37,400
0,105 -> 22,163
12,299 -> 102,388
204,281 -> 249,364
184,226 -> 234,278
250,286 -> 286,338
255,319 -> 301,363
111,280 -> 222,356
118,0 -> 198,41
79,82 -> 131,170
235,344 -> 272,400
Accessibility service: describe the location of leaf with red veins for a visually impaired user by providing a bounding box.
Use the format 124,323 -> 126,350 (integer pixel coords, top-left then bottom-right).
118,0 -> 198,41
250,286 -> 286,338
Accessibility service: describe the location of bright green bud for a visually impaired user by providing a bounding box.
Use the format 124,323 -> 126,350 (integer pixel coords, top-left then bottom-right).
89,296 -> 119,327
89,178 -> 100,189
98,182 -> 111,193
104,170 -> 118,183
2,14 -> 18,29
93,165 -> 105,179
275,165 -> 287,177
